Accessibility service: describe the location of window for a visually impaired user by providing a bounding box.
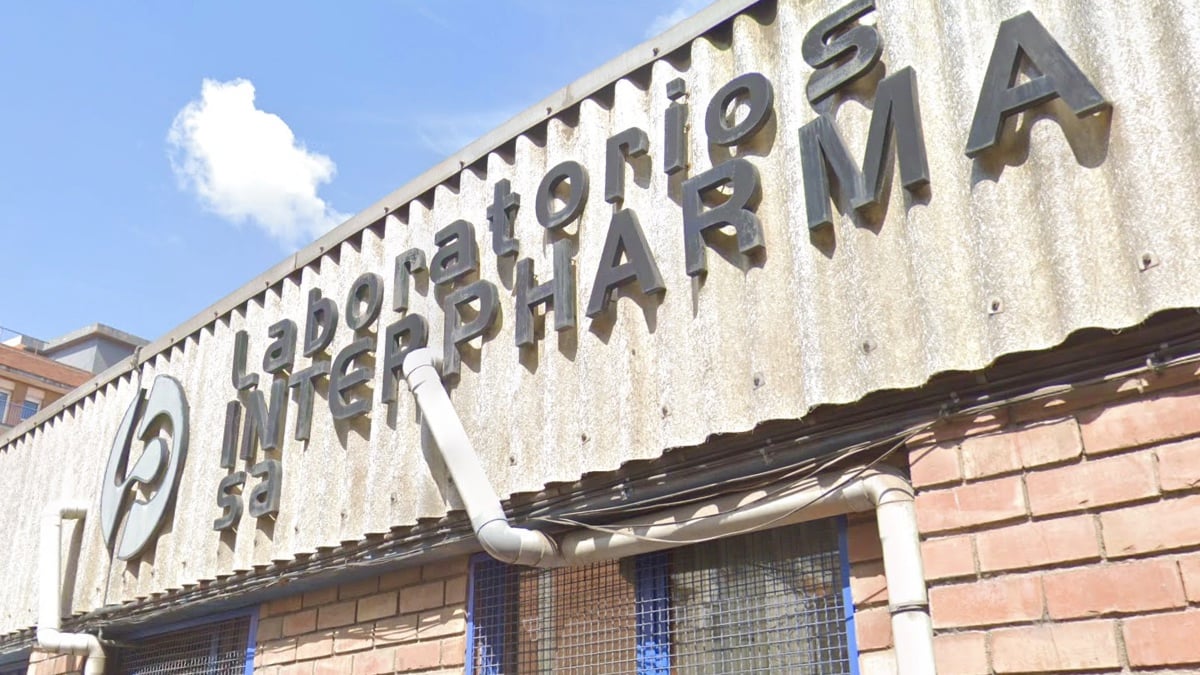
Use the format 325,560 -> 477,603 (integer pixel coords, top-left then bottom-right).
113,611 -> 256,674
0,389 -> 9,424
19,399 -> 39,421
467,518 -> 854,674
18,388 -> 42,421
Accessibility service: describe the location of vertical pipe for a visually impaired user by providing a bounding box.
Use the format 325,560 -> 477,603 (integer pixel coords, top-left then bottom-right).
37,502 -> 106,675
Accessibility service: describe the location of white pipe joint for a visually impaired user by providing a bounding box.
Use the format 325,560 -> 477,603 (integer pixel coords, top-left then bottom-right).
402,349 -> 559,566
38,502 -> 106,675
845,468 -> 937,675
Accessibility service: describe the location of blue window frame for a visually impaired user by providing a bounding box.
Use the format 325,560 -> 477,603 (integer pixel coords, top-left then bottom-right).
114,608 -> 258,674
0,390 -> 10,422
466,517 -> 855,674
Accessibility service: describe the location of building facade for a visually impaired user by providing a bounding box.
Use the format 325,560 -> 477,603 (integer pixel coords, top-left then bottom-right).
37,325 -> 148,377
3,0 -> 1200,673
0,325 -> 144,435
0,339 -> 89,433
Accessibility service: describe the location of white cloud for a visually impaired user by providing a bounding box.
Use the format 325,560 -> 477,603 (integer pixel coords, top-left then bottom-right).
646,0 -> 710,38
167,79 -> 346,248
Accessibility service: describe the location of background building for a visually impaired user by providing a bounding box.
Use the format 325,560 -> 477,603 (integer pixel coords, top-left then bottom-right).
0,325 -> 144,435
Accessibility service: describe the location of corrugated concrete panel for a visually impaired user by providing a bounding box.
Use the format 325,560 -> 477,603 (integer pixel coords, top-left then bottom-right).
3,0 -> 1200,634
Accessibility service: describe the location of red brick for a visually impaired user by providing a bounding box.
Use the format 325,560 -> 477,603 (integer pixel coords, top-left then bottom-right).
258,639 -> 297,666
1158,437 -> 1200,492
281,609 -> 317,637
1078,389 -> 1200,454
423,556 -> 469,580
374,613 -> 419,644
351,647 -> 396,675
399,580 -> 444,613
333,625 -> 373,654
1124,611 -> 1200,667
295,631 -> 334,661
312,654 -> 353,675
909,442 -> 961,488
440,636 -> 467,666
1015,419 -> 1086,467
929,575 -> 1042,628
444,574 -> 468,605
356,591 -> 397,622
850,560 -> 887,607
1180,553 -> 1200,602
1026,452 -> 1158,515
933,632 -> 987,675
278,663 -> 312,675
976,515 -> 1099,572
264,595 -> 303,617
1044,558 -> 1185,619
393,641 -> 441,671
854,606 -> 892,651
379,566 -> 422,591
302,585 -> 338,608
915,476 -> 1027,534
316,600 -> 356,630
257,616 -> 283,641
959,433 -> 1020,479
417,607 -> 466,639
920,535 -> 975,580
992,620 -> 1120,673
1101,494 -> 1200,557
847,519 -> 883,562
960,419 -> 1082,479
339,577 -> 379,600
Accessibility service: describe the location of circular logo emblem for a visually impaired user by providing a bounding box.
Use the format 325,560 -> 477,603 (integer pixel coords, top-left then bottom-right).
99,375 -> 189,561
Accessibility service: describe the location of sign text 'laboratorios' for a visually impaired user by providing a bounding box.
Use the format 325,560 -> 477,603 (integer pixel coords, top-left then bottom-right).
212,0 -> 1109,529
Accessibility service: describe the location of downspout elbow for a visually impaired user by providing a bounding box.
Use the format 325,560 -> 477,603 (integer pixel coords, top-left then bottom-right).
35,627 -> 106,675
39,501 -> 106,675
476,520 -> 561,567
856,464 -> 917,506
402,348 -> 563,568
851,465 -> 936,675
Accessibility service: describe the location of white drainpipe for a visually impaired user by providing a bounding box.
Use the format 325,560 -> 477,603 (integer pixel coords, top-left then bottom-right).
402,347 -> 936,674
38,502 -> 106,675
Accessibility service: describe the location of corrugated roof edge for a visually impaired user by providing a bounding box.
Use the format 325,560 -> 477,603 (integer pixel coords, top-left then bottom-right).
0,0 -> 760,450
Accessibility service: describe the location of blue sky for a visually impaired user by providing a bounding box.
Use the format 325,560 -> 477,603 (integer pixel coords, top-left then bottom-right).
0,1 -> 706,342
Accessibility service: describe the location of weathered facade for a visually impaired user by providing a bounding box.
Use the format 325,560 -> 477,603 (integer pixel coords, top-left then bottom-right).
4,0 -> 1200,672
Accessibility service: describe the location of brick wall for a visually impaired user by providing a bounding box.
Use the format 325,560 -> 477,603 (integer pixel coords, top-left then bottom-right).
852,362 -> 1200,673
255,557 -> 469,675
22,557 -> 470,675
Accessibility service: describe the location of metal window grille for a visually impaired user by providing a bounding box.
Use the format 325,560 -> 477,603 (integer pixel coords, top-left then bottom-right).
468,518 -> 852,674
115,614 -> 254,675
